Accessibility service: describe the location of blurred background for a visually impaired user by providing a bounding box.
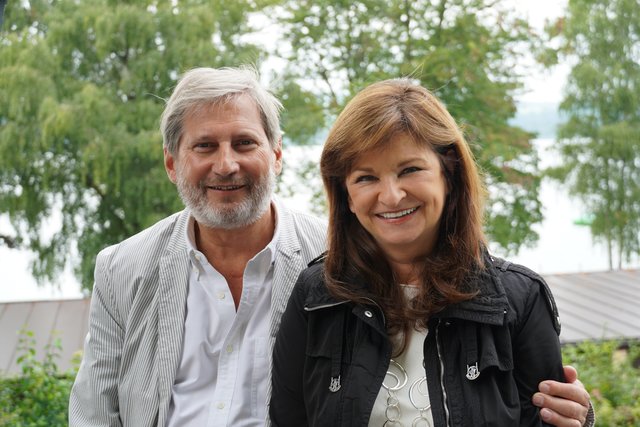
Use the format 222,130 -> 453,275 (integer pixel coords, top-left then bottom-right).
1,1 -> 638,425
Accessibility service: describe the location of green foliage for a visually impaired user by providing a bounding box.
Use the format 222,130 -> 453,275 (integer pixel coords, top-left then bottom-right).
0,0 -> 273,290
2,0 -> 592,291
546,0 -> 640,269
563,339 -> 640,427
269,0 -> 544,252
0,330 -> 79,426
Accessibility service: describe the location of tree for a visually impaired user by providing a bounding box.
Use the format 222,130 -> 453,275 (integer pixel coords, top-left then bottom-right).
0,0 -> 271,290
545,0 -> 640,269
270,0 -> 544,252
0,0 -> 6,30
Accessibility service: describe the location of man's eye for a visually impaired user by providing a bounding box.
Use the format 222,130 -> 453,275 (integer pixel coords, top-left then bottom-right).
235,140 -> 255,147
194,143 -> 214,150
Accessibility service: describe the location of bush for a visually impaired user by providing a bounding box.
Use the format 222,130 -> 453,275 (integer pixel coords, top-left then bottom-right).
0,330 -> 78,426
563,339 -> 640,427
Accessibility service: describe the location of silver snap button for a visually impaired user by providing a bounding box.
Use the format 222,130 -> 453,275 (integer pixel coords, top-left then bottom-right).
364,310 -> 373,318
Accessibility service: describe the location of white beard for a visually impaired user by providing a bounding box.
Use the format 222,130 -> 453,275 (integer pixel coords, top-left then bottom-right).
175,167 -> 276,230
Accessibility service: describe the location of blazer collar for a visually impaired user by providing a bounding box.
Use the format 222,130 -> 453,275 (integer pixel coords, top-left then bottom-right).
156,209 -> 191,425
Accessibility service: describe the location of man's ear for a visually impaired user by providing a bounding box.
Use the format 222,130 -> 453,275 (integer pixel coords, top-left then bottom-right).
273,137 -> 283,175
164,147 -> 177,184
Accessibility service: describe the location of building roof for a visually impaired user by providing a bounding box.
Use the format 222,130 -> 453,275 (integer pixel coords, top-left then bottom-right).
1,269 -> 639,376
0,298 -> 90,376
545,269 -> 640,343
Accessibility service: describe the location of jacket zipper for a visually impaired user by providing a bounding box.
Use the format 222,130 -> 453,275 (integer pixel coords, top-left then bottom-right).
436,319 -> 451,427
304,301 -> 349,311
305,298 -> 386,327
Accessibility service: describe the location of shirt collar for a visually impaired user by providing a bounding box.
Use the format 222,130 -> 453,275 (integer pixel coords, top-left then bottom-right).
184,200 -> 281,266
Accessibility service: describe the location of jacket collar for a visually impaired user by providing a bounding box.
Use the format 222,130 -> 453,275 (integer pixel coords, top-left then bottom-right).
303,252 -> 510,327
434,259 -> 509,326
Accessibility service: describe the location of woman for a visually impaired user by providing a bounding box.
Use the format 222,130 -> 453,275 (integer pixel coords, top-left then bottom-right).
270,79 -> 570,426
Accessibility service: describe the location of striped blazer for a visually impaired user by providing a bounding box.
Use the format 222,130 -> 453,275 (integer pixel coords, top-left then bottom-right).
69,200 -> 327,426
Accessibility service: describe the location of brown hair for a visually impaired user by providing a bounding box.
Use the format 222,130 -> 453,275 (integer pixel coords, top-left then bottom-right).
320,79 -> 487,348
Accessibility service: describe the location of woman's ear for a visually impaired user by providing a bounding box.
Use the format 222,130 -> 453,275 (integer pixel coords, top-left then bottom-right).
348,194 -> 355,213
442,147 -> 458,176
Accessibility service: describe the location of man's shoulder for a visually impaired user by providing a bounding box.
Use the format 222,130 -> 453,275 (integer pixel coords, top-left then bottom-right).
98,210 -> 186,262
279,202 -> 326,227
276,199 -> 326,235
289,210 -> 327,232
274,201 -> 327,268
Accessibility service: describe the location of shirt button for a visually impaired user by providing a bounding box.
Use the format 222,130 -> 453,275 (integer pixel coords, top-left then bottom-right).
217,291 -> 226,300
226,345 -> 233,353
217,402 -> 225,410
364,310 -> 373,318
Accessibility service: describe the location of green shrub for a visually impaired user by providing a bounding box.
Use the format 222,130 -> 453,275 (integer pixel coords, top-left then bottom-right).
0,330 -> 78,426
563,339 -> 640,427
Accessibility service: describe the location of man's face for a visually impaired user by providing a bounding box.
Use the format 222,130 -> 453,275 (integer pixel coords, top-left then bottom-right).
164,94 -> 282,230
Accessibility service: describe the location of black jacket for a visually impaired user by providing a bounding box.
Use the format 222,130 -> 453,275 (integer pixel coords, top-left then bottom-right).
270,256 -> 565,426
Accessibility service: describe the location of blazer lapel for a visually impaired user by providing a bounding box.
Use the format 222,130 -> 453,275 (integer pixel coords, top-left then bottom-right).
156,210 -> 191,426
269,201 -> 306,341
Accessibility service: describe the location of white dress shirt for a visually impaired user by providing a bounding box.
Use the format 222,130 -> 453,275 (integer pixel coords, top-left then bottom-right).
167,212 -> 279,427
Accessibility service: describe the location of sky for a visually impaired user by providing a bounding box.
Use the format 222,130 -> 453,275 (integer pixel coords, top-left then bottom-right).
514,0 -> 569,104
4,0 -> 638,302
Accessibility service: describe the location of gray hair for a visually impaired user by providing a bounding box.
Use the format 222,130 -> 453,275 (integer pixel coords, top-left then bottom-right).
160,66 -> 283,155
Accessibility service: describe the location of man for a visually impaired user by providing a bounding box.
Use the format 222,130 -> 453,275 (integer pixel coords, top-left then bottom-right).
69,66 -> 593,426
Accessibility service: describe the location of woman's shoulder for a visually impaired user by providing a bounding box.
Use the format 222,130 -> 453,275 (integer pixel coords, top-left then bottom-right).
299,254 -> 326,283
490,256 -> 549,300
291,255 -> 337,305
489,256 -> 561,334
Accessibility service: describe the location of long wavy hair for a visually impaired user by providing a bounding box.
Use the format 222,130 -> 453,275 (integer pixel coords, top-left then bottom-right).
320,79 -> 487,347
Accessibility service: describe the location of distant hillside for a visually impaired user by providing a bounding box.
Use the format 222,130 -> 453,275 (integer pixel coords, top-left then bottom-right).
511,102 -> 566,139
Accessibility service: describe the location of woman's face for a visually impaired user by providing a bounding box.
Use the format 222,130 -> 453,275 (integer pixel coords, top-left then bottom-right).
345,134 -> 447,262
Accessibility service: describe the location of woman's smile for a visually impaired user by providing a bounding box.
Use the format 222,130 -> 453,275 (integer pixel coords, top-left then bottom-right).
376,206 -> 420,220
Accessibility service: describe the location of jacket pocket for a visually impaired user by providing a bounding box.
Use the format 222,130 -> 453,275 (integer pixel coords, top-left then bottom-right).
460,323 -> 519,426
302,310 -> 346,426
304,305 -> 349,357
475,323 -> 513,373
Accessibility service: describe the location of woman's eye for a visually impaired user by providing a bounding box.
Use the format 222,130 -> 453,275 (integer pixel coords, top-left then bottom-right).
400,166 -> 421,175
354,175 -> 375,183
